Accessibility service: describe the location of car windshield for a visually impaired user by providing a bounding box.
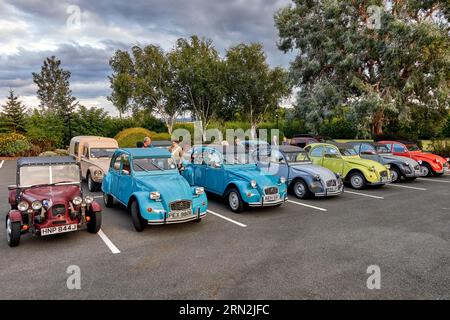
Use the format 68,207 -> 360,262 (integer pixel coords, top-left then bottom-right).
90,148 -> 116,158
19,164 -> 80,186
375,145 -> 391,154
133,157 -> 177,171
284,151 -> 311,163
223,151 -> 255,165
339,147 -> 358,156
406,144 -> 420,151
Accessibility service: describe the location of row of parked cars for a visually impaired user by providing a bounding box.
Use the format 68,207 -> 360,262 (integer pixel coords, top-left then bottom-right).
6,135 -> 449,247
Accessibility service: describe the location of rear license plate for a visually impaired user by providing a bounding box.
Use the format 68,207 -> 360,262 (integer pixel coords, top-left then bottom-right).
264,194 -> 280,202
40,224 -> 77,236
168,210 -> 191,219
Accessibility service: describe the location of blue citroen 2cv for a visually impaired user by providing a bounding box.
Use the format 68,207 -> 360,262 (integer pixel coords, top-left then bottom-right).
102,148 -> 208,231
182,145 -> 287,213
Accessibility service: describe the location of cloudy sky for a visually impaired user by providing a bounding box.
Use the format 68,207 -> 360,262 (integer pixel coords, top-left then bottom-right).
0,0 -> 293,115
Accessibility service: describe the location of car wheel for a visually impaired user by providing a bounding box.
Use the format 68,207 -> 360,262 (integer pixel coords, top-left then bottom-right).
86,212 -> 102,234
87,173 -> 98,192
390,167 -> 401,183
6,216 -> 20,247
131,200 -> 146,232
103,192 -> 114,208
420,163 -> 432,177
227,188 -> 244,213
434,172 -> 444,177
194,218 -> 202,223
292,179 -> 311,199
349,172 -> 366,190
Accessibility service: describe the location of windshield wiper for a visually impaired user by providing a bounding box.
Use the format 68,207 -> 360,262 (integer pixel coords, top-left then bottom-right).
134,162 -> 151,173
150,160 -> 164,171
22,181 -> 79,189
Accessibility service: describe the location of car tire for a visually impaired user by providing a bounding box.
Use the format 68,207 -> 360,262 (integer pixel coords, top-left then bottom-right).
349,172 -> 366,190
227,188 -> 245,213
194,218 -> 202,223
6,216 -> 20,247
131,200 -> 146,232
86,212 -> 102,234
87,173 -> 98,192
420,163 -> 432,177
292,179 -> 311,199
434,172 -> 444,177
390,167 -> 401,183
103,192 -> 114,208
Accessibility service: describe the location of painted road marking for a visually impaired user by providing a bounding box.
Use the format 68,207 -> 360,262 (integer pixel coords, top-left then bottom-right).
417,178 -> 450,184
0,160 -> 4,169
98,229 -> 121,254
387,184 -> 427,191
207,210 -> 247,228
287,200 -> 327,212
344,190 -> 384,199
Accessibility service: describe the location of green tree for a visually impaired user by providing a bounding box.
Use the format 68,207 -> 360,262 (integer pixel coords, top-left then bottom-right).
32,56 -> 78,144
225,43 -> 290,137
1,89 -> 27,133
108,50 -> 134,117
26,109 -> 65,149
71,105 -> 109,137
275,0 -> 450,138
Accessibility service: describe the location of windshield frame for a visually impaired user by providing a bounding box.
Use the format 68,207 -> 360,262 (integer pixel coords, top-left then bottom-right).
18,164 -> 81,187
282,150 -> 312,164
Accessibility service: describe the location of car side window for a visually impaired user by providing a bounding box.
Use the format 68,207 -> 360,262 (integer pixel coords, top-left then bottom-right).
270,150 -> 285,164
74,142 -> 79,156
83,146 -> 89,158
325,146 -> 341,158
206,150 -> 222,167
310,146 -> 324,157
121,155 -> 130,174
112,154 -> 122,172
394,144 -> 407,153
360,144 -> 375,154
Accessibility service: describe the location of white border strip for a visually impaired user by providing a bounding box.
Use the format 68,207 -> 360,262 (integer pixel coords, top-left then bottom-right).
287,200 -> 327,212
344,190 -> 384,199
417,178 -> 450,184
0,160 -> 4,169
207,210 -> 247,228
98,229 -> 121,254
387,184 -> 427,191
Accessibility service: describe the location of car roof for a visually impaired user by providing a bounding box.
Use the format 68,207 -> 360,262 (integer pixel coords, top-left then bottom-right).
17,156 -> 77,167
118,147 -> 172,158
278,145 -> 305,153
347,141 -> 386,147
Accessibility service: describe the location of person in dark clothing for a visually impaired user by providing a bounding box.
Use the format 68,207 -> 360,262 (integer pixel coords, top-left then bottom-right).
136,141 -> 144,148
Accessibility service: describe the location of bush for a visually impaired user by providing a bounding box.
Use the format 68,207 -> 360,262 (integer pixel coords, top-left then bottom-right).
114,127 -> 158,147
151,132 -> 171,141
428,139 -> 450,158
0,133 -> 32,157
26,110 -> 65,149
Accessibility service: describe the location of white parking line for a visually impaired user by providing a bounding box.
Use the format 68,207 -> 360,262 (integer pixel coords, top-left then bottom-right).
287,200 -> 327,212
344,190 -> 384,199
207,210 -> 247,228
97,229 -> 121,254
387,184 -> 427,191
0,160 -> 4,169
417,178 -> 450,184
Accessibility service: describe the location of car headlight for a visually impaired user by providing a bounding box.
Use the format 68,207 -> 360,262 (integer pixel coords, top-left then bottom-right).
250,180 -> 257,188
73,196 -> 83,206
18,201 -> 29,211
84,195 -> 94,204
418,160 -> 423,164
31,200 -> 43,211
280,177 -> 286,184
385,164 -> 391,169
335,173 -> 342,179
314,174 -> 321,181
195,187 -> 204,195
93,170 -> 103,177
369,166 -> 375,172
150,191 -> 161,200
436,159 -> 440,163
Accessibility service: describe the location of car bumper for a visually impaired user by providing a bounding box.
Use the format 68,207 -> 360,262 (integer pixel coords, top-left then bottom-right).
247,196 -> 286,207
147,211 -> 207,225
314,186 -> 344,197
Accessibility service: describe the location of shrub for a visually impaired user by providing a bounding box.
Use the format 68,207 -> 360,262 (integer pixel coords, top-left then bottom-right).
26,110 -> 65,149
151,132 -> 171,141
429,139 -> 450,158
114,127 -> 157,147
0,133 -> 32,157
39,151 -> 60,157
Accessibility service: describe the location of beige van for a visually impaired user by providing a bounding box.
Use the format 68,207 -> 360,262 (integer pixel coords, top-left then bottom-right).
69,136 -> 119,191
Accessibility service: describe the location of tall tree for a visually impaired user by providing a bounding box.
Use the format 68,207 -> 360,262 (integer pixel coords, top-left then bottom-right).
1,89 -> 27,133
32,56 -> 78,143
71,105 -> 109,137
275,0 -> 450,138
108,50 -> 134,117
170,36 -> 227,138
226,43 -> 290,137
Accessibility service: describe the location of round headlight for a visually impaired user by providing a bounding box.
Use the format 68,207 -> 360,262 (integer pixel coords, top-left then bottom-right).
31,201 -> 43,211
150,191 -> 161,200
84,195 -> 94,204
94,170 -> 103,177
280,177 -> 286,184
18,201 -> 29,211
73,196 -> 83,206
250,180 -> 257,188
195,187 -> 205,195
314,174 -> 321,181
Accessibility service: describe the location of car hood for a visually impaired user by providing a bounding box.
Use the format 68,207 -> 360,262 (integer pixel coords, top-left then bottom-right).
409,151 -> 448,164
379,154 -> 419,166
342,156 -> 387,170
290,163 -> 337,180
225,165 -> 280,185
85,158 -> 111,172
21,185 -> 81,204
134,173 -> 193,203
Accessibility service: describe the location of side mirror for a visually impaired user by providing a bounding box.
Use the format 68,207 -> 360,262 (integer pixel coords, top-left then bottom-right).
121,169 -> 130,176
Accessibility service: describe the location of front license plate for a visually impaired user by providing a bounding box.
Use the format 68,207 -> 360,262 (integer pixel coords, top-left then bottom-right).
328,186 -> 338,192
168,210 -> 191,219
415,170 -> 421,175
40,224 -> 78,236
264,194 -> 280,202
444,167 -> 449,173
381,177 -> 389,183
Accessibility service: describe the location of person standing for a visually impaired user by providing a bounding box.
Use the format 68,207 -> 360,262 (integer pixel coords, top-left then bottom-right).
170,140 -> 183,163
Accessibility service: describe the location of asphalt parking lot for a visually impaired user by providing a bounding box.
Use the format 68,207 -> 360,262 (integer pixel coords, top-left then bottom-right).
0,159 -> 449,299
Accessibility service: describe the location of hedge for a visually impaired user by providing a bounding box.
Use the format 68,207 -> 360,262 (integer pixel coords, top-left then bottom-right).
114,127 -> 171,147
0,133 -> 32,157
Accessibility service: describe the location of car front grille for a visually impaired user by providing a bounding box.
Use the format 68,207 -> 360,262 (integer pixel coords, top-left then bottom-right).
170,200 -> 192,212
264,187 -> 279,195
380,170 -> 388,178
51,204 -> 66,217
326,180 -> 337,187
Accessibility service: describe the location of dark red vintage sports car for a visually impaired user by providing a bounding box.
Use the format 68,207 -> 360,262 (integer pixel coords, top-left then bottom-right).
6,157 -> 102,247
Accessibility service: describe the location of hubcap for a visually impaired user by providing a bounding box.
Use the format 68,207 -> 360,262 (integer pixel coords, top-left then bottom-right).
103,193 -> 108,205
421,165 -> 429,176
229,192 -> 240,210
294,182 -> 306,198
88,176 -> 93,190
6,218 -> 11,243
391,170 -> 399,182
351,175 -> 363,188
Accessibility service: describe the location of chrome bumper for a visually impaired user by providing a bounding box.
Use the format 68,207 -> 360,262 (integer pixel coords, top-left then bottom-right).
247,197 -> 286,207
147,211 -> 206,225
315,186 -> 344,197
